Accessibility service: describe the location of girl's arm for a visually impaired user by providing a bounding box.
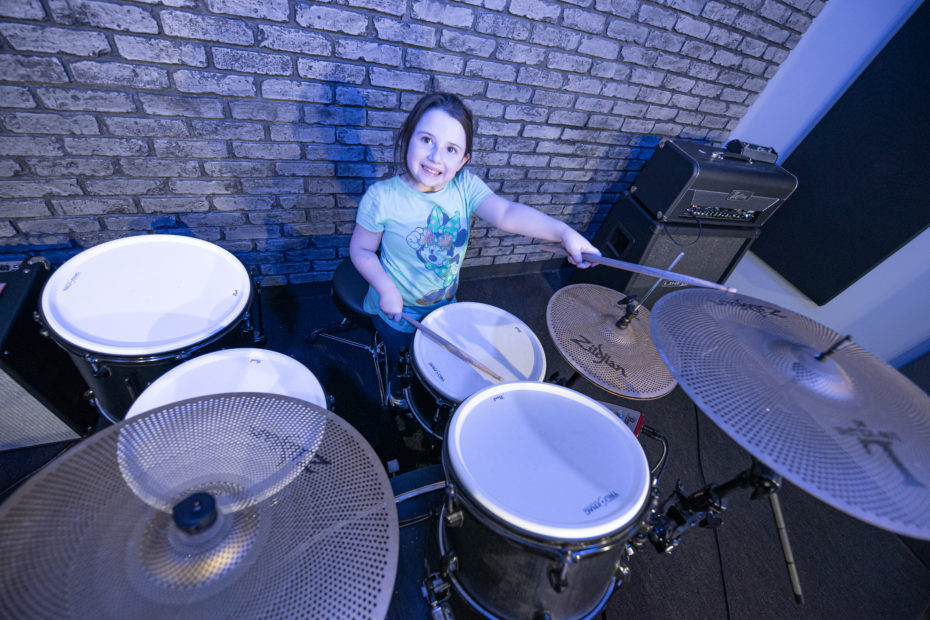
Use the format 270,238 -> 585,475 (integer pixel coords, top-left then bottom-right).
349,224 -> 404,320
475,193 -> 600,267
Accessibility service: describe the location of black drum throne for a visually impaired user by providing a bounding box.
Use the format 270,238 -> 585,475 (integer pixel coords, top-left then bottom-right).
307,259 -> 387,409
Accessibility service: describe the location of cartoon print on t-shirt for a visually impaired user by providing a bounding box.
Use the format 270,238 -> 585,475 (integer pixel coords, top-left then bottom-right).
406,205 -> 468,305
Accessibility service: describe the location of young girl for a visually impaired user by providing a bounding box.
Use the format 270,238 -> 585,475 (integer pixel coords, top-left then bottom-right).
349,92 -> 599,407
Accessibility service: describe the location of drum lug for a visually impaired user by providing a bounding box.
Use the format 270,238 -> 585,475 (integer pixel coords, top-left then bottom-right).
547,550 -> 572,593
443,489 -> 464,529
440,551 -> 458,575
85,356 -> 111,379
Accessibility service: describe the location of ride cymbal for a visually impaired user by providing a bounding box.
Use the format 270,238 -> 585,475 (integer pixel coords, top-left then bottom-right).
650,289 -> 930,540
0,392 -> 399,618
546,283 -> 677,399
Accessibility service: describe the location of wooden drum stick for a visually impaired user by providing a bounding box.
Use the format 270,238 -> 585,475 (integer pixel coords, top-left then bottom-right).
402,314 -> 505,382
539,244 -> 737,293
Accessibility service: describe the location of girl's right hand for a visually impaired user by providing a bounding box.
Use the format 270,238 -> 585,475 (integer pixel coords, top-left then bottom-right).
379,286 -> 404,322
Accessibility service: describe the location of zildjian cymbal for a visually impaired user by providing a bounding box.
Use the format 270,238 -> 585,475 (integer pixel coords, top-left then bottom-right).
546,284 -> 677,399
0,392 -> 399,618
650,288 -> 930,540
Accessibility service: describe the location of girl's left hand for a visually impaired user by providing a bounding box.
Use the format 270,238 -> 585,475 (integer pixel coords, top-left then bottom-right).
560,228 -> 600,268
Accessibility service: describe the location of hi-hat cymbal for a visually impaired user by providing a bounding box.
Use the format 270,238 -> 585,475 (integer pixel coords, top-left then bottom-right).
546,284 -> 677,399
0,392 -> 399,618
650,289 -> 930,540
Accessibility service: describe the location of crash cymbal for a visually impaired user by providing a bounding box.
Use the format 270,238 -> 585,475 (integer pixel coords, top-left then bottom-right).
546,284 -> 677,399
0,392 -> 399,618
650,289 -> 930,540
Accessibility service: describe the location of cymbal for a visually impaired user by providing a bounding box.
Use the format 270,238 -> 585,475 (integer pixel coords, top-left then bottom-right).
650,289 -> 930,540
546,284 -> 677,399
0,393 -> 399,618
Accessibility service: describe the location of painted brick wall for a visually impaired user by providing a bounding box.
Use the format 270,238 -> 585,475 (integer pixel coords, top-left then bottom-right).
0,0 -> 822,285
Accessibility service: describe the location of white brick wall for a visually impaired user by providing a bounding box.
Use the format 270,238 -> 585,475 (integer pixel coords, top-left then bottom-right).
0,0 -> 824,285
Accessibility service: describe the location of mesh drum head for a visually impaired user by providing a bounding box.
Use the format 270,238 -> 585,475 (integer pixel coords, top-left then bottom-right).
126,348 -> 327,419
412,302 -> 546,402
0,393 -> 399,618
446,382 -> 650,540
40,235 -> 251,356
651,289 -> 930,540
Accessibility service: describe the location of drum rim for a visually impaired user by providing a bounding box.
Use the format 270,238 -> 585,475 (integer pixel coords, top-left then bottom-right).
412,301 -> 547,402
125,348 -> 327,419
39,235 -> 252,357
444,381 -> 652,541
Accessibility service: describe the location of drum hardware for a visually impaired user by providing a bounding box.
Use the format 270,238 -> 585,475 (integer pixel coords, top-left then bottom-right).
539,243 -> 737,293
239,267 -> 267,346
649,288 -> 930,541
642,459 -> 783,555
0,392 -> 399,618
546,284 -> 677,399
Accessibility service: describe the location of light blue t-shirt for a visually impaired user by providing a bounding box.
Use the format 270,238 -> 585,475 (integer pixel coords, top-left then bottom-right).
355,171 -> 493,332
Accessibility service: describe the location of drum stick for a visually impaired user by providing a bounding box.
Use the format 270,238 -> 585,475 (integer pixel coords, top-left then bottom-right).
539,244 -> 737,293
402,314 -> 505,383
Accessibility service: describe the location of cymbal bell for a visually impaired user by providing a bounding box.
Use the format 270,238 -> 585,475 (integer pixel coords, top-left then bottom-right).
0,393 -> 399,618
650,289 -> 930,540
546,284 -> 677,399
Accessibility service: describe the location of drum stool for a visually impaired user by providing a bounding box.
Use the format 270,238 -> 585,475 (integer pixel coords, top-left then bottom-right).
307,259 -> 387,408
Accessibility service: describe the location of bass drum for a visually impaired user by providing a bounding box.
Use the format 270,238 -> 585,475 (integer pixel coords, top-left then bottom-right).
440,382 -> 652,619
39,234 -> 255,423
406,302 -> 546,439
125,348 -> 328,419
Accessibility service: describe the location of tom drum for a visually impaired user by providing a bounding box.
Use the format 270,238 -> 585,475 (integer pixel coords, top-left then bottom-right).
125,348 -> 328,419
406,302 -> 546,439
39,234 -> 255,422
440,381 -> 652,619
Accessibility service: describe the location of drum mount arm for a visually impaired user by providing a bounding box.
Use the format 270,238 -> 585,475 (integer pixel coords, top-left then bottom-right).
641,459 -> 781,554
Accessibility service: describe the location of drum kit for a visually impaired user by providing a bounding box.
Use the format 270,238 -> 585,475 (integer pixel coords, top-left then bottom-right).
1,234 -> 929,619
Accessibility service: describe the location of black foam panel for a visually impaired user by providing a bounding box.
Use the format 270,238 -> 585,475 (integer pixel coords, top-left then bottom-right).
752,2 -> 930,305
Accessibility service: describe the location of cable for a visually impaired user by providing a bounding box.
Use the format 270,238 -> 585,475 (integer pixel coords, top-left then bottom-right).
695,404 -> 733,620
659,213 -> 703,247
640,424 -> 669,481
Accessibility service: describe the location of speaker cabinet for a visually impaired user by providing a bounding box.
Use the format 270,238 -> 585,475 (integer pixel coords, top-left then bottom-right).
0,262 -> 97,451
572,193 -> 759,308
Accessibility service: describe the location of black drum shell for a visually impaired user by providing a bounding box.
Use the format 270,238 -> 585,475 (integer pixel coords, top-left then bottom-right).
441,450 -> 648,619
38,291 -> 254,423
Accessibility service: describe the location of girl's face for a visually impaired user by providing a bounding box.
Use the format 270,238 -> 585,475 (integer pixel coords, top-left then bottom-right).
404,107 -> 470,193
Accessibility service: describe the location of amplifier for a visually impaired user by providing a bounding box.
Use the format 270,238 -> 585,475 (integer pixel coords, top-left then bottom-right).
630,139 -> 798,227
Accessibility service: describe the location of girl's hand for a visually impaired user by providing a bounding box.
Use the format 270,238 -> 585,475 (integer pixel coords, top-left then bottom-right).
378,285 -> 404,322
560,227 -> 600,268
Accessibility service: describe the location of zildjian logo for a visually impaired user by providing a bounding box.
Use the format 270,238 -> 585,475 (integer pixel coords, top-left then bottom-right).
712,298 -> 788,318
835,419 -> 924,488
569,334 -> 627,376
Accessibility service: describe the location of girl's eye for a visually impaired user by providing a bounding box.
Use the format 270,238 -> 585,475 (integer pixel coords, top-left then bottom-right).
421,136 -> 431,144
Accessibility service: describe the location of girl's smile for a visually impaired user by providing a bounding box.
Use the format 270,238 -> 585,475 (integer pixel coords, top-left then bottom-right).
403,108 -> 470,193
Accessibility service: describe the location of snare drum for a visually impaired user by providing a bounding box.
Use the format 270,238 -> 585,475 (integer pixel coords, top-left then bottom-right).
406,302 -> 546,439
440,382 -> 651,619
39,235 -> 255,422
125,348 -> 327,419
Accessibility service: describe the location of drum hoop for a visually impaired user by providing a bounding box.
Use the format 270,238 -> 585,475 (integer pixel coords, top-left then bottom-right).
39,288 -> 252,365
39,235 -> 252,357
412,302 -> 546,401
